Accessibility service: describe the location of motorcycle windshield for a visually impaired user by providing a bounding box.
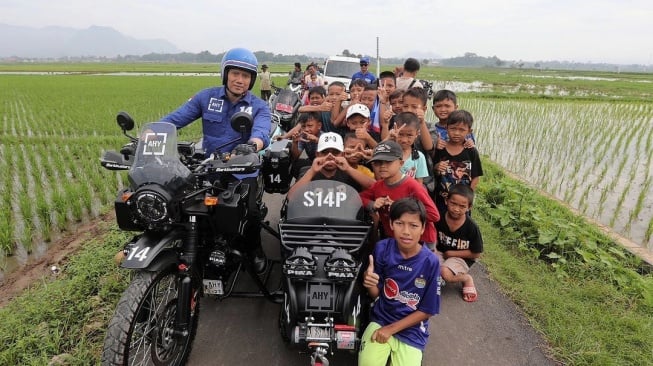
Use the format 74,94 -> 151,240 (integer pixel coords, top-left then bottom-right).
128,122 -> 192,190
275,89 -> 299,107
286,180 -> 362,222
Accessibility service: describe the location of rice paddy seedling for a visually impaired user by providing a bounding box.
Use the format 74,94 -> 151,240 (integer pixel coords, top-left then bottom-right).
474,97 -> 653,250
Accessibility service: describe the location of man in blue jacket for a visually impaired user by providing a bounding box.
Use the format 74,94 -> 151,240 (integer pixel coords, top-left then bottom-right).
352,56 -> 376,85
162,47 -> 271,273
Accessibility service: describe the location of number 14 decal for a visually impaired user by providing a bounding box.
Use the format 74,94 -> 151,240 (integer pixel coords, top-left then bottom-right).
127,246 -> 151,262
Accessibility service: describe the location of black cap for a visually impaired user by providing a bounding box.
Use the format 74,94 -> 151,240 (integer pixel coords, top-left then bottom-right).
369,141 -> 403,162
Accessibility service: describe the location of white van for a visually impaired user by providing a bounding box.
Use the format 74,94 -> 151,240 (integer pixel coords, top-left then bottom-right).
322,56 -> 361,91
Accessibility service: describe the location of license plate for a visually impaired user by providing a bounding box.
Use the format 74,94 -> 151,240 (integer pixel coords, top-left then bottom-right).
275,103 -> 293,113
203,279 -> 224,295
306,283 -> 334,311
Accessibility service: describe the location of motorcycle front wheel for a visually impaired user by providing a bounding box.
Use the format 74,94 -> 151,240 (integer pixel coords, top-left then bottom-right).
101,267 -> 200,366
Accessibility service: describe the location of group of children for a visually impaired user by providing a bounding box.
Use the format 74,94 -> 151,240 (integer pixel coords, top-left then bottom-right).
278,75 -> 485,366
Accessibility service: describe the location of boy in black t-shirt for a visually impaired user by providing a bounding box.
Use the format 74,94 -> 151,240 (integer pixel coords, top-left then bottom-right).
435,184 -> 483,302
432,110 -> 483,216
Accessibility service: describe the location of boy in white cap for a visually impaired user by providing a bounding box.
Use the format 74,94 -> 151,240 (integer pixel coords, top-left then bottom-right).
345,103 -> 379,149
287,132 -> 376,197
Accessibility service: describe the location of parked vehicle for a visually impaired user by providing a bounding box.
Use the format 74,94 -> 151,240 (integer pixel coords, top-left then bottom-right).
269,84 -> 303,132
322,56 -> 361,91
100,112 -> 279,366
419,79 -> 434,99
278,180 -> 373,366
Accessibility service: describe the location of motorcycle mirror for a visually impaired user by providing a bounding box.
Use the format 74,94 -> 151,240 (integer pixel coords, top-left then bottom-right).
230,111 -> 253,134
116,111 -> 135,132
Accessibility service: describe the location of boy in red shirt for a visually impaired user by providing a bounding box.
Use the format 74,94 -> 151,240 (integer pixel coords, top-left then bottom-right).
360,141 -> 440,247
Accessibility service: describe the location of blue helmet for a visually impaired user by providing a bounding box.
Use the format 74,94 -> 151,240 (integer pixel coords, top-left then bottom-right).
221,48 -> 258,90
360,56 -> 370,65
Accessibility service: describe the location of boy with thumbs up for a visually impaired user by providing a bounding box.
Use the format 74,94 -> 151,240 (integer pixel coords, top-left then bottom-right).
359,198 -> 441,366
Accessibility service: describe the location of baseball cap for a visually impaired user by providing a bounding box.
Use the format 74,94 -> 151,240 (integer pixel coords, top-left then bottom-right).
360,56 -> 370,65
346,104 -> 370,120
317,132 -> 344,152
369,141 -> 403,162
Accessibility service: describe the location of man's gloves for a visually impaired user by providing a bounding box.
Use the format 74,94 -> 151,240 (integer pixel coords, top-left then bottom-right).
231,143 -> 258,155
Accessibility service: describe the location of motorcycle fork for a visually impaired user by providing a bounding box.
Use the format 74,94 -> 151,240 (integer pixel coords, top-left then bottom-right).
174,215 -> 198,338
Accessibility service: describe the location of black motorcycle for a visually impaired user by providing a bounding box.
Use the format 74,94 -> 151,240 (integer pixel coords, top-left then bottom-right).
419,79 -> 434,99
100,112 -> 279,366
269,84 -> 302,132
278,180 -> 373,366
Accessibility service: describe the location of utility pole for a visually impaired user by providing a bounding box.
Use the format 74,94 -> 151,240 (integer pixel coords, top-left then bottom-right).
376,36 -> 380,77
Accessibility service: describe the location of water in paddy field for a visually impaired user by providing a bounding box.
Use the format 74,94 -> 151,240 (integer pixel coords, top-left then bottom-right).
459,98 -> 653,256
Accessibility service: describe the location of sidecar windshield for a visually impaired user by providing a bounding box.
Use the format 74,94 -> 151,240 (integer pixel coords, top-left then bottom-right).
285,180 -> 363,224
128,122 -> 192,190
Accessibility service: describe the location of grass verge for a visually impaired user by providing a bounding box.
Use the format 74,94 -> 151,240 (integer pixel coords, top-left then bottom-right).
475,161 -> 653,366
0,225 -> 130,365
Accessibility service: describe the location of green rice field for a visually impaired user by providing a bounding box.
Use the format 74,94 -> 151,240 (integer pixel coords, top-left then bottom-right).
467,98 -> 653,248
0,64 -> 651,270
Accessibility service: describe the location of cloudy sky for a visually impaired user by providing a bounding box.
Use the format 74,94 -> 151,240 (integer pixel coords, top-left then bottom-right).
1,0 -> 652,65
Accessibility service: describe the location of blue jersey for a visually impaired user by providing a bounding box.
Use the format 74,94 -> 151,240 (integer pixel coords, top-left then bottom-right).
370,238 -> 441,350
351,71 -> 377,85
162,86 -> 271,156
432,123 -> 476,144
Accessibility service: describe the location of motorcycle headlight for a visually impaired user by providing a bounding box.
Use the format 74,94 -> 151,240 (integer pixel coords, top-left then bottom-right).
283,247 -> 317,279
130,185 -> 173,225
324,248 -> 357,281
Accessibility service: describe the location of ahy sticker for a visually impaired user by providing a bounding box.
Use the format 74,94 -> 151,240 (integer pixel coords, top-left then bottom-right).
208,97 -> 224,112
142,133 -> 168,155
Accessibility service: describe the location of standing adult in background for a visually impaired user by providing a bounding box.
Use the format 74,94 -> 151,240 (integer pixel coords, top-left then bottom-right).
352,56 -> 377,85
304,63 -> 325,89
396,58 -> 424,91
303,63 -> 325,104
161,47 -> 271,273
260,64 -> 272,102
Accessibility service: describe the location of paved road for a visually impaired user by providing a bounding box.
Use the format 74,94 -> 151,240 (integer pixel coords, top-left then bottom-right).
186,193 -> 559,365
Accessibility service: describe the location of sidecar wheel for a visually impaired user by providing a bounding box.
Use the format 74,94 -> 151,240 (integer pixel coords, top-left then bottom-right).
101,267 -> 200,366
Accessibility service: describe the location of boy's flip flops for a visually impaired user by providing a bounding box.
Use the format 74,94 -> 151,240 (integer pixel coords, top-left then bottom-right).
462,286 -> 478,302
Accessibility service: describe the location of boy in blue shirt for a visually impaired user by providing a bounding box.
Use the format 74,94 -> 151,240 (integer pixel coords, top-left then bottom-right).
386,112 -> 430,184
431,89 -> 476,149
360,198 -> 441,366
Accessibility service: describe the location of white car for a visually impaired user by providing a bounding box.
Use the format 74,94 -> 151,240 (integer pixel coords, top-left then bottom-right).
322,55 -> 361,91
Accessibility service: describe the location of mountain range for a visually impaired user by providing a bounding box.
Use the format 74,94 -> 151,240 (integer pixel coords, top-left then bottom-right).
0,24 -> 180,58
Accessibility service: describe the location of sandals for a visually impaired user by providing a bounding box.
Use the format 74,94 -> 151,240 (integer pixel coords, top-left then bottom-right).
462,286 -> 478,302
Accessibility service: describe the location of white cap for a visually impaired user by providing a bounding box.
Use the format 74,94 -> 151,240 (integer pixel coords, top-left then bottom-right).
346,103 -> 370,120
317,132 -> 344,152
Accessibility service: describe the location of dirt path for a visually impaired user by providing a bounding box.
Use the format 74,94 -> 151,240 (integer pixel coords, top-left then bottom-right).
0,212 -> 114,307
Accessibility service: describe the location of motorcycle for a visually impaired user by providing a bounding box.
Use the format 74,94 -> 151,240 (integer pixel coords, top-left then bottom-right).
100,112 -> 280,366
419,79 -> 434,99
268,84 -> 303,132
278,180 -> 373,366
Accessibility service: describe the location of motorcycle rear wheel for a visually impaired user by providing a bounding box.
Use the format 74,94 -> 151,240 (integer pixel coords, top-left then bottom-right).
101,267 -> 200,366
